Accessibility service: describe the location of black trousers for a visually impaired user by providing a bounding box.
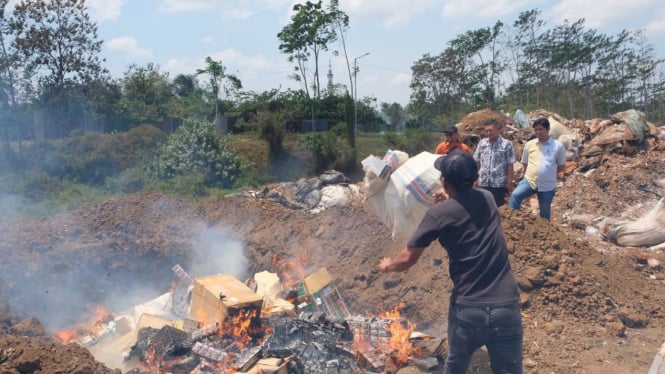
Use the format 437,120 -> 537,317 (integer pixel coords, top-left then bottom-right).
479,186 -> 507,207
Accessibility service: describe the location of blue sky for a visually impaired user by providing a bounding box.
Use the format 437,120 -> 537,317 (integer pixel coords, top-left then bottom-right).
15,0 -> 665,107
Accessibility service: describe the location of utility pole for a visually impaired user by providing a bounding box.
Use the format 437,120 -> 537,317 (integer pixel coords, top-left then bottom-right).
353,52 -> 370,135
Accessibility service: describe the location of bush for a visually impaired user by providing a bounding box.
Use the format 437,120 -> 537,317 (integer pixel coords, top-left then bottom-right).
146,118 -> 243,188
381,128 -> 439,155
18,125 -> 166,186
300,132 -> 337,174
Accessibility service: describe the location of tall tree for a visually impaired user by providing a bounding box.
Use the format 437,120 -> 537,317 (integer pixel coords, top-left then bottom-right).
509,9 -> 546,109
196,56 -> 242,130
449,21 -> 505,108
277,1 -> 337,99
0,0 -> 18,148
325,0 -> 355,149
9,0 -> 106,137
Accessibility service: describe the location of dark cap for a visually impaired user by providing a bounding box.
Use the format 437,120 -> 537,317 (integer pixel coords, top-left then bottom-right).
434,149 -> 478,189
443,124 -> 458,134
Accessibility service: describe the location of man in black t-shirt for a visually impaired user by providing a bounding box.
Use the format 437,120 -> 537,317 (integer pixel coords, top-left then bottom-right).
379,149 -> 523,374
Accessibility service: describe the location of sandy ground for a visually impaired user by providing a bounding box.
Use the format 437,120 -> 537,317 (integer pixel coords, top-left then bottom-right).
1,135 -> 665,373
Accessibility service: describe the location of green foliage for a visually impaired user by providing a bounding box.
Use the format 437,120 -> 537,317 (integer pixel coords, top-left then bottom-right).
16,125 -> 165,185
9,0 -> 107,138
146,118 -> 243,188
116,63 -> 175,126
0,171 -> 114,217
142,172 -> 207,199
300,131 -> 337,173
196,56 -> 242,127
257,111 -> 286,162
277,1 -> 339,99
330,122 -> 347,137
105,166 -> 144,194
381,128 -> 439,155
330,140 -> 358,177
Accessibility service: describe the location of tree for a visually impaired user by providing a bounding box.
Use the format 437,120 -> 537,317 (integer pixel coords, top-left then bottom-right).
9,0 -> 106,137
0,0 -> 18,149
170,73 -> 209,121
380,102 -> 405,132
449,22 -> 505,108
277,1 -> 338,99
196,56 -> 242,133
506,9 -> 546,109
324,0 -> 356,149
116,63 -> 174,127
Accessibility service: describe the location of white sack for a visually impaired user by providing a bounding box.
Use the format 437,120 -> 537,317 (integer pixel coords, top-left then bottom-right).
363,151 -> 442,240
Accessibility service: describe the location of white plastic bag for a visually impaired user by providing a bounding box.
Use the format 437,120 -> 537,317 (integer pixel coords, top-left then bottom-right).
363,151 -> 442,240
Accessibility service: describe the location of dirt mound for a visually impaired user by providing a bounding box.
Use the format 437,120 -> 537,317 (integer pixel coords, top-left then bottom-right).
0,333 -> 117,374
1,135 -> 665,372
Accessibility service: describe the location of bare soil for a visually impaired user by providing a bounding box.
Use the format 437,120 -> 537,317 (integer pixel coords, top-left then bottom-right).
1,149 -> 665,373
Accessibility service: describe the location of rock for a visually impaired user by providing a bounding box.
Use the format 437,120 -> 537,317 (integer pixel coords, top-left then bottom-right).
524,266 -> 546,287
544,321 -> 564,335
524,358 -> 538,368
515,275 -> 534,292
606,321 -> 626,337
618,307 -> 649,328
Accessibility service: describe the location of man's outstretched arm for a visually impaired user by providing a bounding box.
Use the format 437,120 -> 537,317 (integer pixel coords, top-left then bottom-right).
379,247 -> 426,272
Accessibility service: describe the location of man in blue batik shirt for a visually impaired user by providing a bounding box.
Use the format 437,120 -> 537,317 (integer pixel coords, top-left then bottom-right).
473,119 -> 515,206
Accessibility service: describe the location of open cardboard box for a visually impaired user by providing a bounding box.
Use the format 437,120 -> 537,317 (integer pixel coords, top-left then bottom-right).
296,267 -> 350,321
189,274 -> 263,326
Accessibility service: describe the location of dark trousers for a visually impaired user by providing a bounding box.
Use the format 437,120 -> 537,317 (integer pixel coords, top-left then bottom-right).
445,303 -> 523,374
479,186 -> 507,207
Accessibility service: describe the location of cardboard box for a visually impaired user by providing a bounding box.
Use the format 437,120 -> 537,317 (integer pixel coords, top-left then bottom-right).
242,357 -> 290,374
296,268 -> 350,321
189,274 -> 263,326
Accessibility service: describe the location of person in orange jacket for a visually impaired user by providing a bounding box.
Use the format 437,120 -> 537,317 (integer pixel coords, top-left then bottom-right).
435,124 -> 472,155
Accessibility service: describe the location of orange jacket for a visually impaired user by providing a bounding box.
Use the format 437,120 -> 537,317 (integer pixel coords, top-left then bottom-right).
435,140 -> 472,155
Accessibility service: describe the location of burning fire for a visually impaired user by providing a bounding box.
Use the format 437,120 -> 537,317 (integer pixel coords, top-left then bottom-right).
379,302 -> 421,366
224,309 -> 258,349
53,305 -> 112,344
277,257 -> 306,289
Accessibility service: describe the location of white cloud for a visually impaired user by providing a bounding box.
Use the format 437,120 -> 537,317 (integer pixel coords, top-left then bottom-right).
159,0 -> 216,13
646,17 -> 665,34
163,58 -> 196,77
441,0 -> 532,19
162,50 -> 275,81
86,0 -> 126,23
390,72 -> 411,86
105,37 -> 152,59
223,7 -> 254,20
201,36 -> 215,44
160,0 -> 288,15
209,49 -> 273,70
342,0 -> 440,29
548,0 -> 659,28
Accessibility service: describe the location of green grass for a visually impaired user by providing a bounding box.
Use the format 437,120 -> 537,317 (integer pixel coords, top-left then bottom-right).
0,128 -> 441,218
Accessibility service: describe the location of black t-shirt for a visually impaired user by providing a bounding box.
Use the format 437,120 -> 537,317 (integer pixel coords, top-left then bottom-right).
407,188 -> 519,307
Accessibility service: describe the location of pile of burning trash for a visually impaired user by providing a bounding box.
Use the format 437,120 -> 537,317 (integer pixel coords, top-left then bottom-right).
56,265 -> 446,373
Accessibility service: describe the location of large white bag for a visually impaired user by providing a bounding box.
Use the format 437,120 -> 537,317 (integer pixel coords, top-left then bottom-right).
363,151 -> 442,240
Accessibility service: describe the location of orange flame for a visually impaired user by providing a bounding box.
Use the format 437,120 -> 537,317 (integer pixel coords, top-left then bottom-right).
52,305 -> 112,344
53,328 -> 79,344
223,309 -> 259,349
379,302 -> 421,366
279,259 -> 306,288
